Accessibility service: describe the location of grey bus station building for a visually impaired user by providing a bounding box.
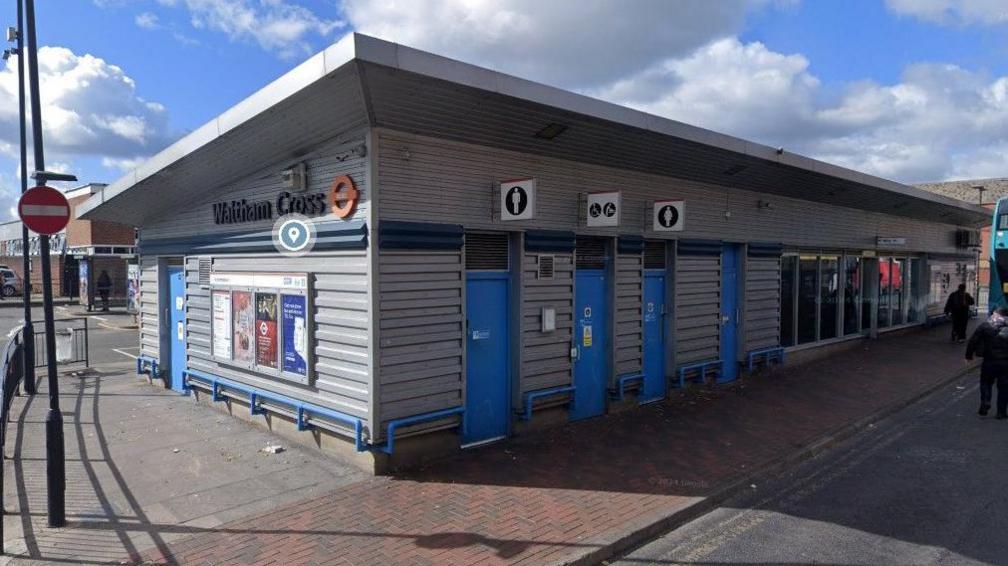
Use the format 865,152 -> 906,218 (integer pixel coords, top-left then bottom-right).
79,34 -> 988,472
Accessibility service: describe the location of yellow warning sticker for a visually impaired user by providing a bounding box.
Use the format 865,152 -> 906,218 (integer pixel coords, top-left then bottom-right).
1003,283 -> 1008,293
583,325 -> 593,347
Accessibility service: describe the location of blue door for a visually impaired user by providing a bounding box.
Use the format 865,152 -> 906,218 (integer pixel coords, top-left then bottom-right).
572,269 -> 608,420
168,266 -> 187,392
641,271 -> 666,401
720,245 -> 741,382
464,272 -> 510,444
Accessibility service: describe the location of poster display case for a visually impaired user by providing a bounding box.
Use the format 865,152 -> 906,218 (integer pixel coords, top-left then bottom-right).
209,272 -> 312,384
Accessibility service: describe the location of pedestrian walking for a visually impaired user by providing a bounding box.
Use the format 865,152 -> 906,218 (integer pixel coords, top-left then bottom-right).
944,283 -> 974,342
96,269 -> 112,312
965,307 -> 1008,419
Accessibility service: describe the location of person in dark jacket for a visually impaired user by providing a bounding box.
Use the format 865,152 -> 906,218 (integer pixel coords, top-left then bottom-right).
96,270 -> 112,312
945,284 -> 974,342
965,307 -> 1008,419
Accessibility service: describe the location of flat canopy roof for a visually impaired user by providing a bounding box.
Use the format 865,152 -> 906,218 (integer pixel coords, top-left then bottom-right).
79,33 -> 990,228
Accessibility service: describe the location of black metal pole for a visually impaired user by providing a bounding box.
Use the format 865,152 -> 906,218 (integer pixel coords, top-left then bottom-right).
24,0 -> 64,528
16,0 -> 35,396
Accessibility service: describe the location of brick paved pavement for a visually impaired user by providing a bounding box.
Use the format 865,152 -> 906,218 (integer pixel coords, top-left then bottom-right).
131,323 -> 979,566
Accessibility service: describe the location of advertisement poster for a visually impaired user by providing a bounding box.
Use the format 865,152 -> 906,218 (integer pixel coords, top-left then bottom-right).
232,291 -> 255,363
255,292 -> 278,369
78,260 -> 89,307
211,290 -> 232,359
281,294 -> 308,377
126,264 -> 140,313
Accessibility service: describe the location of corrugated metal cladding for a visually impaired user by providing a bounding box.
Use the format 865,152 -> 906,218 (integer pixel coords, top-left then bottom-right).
183,252 -> 371,426
675,250 -> 721,367
141,134 -> 369,240
139,256 -> 160,360
465,233 -> 509,271
522,252 -> 574,393
615,251 -> 644,376
374,131 -> 965,254
744,255 -> 782,352
377,250 -> 464,432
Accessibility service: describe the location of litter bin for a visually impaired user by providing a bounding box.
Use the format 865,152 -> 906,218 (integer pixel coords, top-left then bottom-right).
55,328 -> 74,362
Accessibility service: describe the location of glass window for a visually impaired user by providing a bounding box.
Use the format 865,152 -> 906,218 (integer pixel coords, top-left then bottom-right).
908,258 -> 923,323
862,258 -> 873,331
844,256 -> 862,335
892,259 -> 905,325
781,255 -> 797,347
820,256 -> 839,340
797,255 -> 819,344
878,257 -> 892,328
999,214 -> 1008,230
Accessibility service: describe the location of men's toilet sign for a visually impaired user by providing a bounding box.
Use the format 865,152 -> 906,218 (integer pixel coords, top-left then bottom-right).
586,191 -> 621,227
500,178 -> 536,221
653,200 -> 685,232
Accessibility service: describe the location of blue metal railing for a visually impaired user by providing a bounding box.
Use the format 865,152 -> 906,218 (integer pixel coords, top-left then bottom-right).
612,373 -> 644,401
746,347 -> 785,372
136,355 -> 159,381
182,369 -> 369,452
378,407 -> 466,455
0,329 -> 26,555
522,385 -> 576,421
677,360 -> 722,389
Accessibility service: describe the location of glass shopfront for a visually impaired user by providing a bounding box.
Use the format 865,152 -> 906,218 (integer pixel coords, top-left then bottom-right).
781,250 -> 925,349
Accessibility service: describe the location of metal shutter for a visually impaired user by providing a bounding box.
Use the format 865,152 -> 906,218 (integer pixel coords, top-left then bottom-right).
744,255 -> 781,351
465,232 -> 509,271
615,252 -> 643,375
675,251 -> 721,366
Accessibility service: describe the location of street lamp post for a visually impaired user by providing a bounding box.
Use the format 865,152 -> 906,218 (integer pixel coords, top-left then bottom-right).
22,0 -> 65,528
5,0 -> 36,395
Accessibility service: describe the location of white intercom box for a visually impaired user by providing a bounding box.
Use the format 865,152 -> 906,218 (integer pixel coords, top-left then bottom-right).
541,307 -> 556,332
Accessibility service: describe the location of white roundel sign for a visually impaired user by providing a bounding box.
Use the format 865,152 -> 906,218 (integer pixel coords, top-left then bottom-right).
653,200 -> 685,232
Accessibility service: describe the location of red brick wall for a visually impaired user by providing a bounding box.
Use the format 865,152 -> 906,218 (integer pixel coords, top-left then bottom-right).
66,194 -> 135,247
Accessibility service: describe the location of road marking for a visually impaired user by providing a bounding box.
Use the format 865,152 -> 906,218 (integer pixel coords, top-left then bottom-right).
113,348 -> 138,360
92,315 -> 108,322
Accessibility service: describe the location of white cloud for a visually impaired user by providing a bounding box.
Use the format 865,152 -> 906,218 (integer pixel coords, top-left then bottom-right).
0,46 -> 171,161
175,0 -> 343,57
885,0 -> 1008,25
595,38 -> 1008,182
101,156 -> 147,172
343,0 -> 759,89
135,12 -> 161,30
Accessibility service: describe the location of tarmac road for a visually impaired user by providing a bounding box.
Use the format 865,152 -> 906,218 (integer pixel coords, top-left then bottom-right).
617,371 -> 1008,566
0,303 -> 138,369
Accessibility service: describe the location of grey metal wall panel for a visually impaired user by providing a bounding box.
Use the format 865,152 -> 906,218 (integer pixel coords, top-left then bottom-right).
675,255 -> 721,366
142,134 -> 369,240
375,131 -> 967,254
139,255 -> 159,360
182,251 -> 371,431
377,249 -> 464,430
615,253 -> 643,375
744,256 -> 781,352
521,251 -> 574,393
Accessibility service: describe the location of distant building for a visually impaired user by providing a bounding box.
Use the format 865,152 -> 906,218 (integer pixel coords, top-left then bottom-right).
0,183 -> 136,306
916,178 -> 1007,299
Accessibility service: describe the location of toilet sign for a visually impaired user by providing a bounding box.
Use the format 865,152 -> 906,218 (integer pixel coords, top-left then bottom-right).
500,178 -> 535,221
586,191 -> 621,227
653,200 -> 685,232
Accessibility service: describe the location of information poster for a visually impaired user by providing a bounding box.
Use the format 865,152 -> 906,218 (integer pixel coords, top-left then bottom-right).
281,294 -> 308,376
211,290 -> 232,359
78,260 -> 89,307
126,264 -> 140,313
232,290 -> 255,363
255,292 -> 278,369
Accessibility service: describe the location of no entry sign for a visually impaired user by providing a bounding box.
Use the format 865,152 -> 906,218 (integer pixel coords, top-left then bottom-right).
19,185 -> 70,235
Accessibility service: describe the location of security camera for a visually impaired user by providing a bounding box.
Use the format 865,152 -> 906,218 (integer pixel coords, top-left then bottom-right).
1,49 -> 15,61
6,27 -> 17,42
776,147 -> 784,155
281,162 -> 308,191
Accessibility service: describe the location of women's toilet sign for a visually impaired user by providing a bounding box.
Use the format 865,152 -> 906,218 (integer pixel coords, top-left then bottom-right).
500,178 -> 535,221
653,200 -> 685,232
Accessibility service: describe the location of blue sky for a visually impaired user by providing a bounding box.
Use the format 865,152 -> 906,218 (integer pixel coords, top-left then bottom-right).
1,0 -> 1007,220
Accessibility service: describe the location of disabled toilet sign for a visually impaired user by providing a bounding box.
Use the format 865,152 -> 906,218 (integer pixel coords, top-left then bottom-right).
500,178 -> 536,221
586,191 -> 621,227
